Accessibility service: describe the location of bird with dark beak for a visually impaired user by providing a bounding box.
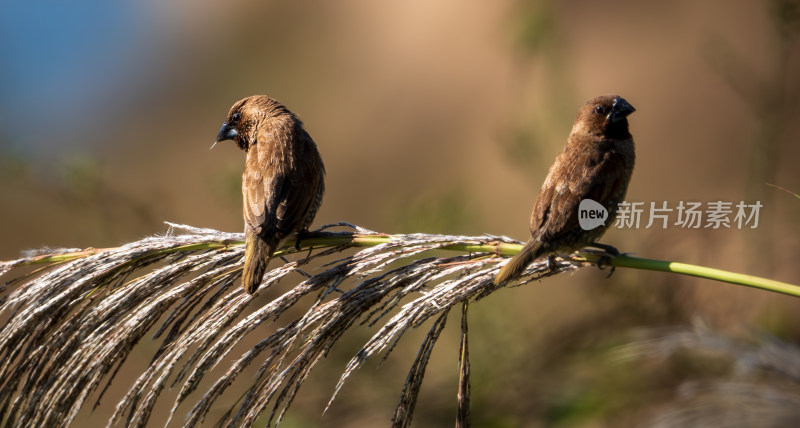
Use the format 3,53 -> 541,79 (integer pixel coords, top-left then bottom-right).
494,95 -> 636,284
213,95 -> 325,294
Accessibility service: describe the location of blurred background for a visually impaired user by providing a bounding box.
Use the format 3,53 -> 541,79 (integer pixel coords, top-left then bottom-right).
2,0 -> 800,426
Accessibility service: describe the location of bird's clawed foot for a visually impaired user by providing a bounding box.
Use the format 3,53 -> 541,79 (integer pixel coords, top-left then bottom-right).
589,243 -> 618,278
293,229 -> 317,265
295,230 -> 308,251
589,242 -> 620,256
545,254 -> 558,273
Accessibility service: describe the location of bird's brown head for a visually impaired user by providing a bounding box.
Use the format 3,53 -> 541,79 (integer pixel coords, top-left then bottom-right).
214,95 -> 292,151
572,95 -> 635,140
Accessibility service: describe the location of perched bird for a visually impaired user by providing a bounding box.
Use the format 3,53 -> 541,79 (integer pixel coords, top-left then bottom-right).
494,95 -> 636,284
214,95 -> 325,294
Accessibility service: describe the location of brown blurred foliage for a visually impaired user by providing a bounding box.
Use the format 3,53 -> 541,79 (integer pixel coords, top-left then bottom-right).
2,0 -> 800,426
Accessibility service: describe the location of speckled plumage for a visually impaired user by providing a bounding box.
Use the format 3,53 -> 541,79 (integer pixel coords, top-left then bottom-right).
494,95 -> 635,284
215,96 -> 325,294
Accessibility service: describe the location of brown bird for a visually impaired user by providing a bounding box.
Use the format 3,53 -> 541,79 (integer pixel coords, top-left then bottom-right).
214,95 -> 325,294
494,95 -> 635,284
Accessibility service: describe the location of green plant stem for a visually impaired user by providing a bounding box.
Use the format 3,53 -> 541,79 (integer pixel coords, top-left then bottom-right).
577,253 -> 800,298
8,231 -> 799,298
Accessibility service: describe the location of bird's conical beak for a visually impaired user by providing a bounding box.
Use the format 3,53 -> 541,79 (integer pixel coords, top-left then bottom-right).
609,97 -> 635,123
212,122 -> 238,149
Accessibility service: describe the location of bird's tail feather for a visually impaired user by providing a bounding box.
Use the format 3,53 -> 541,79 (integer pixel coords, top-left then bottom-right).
242,234 -> 273,294
494,239 -> 542,285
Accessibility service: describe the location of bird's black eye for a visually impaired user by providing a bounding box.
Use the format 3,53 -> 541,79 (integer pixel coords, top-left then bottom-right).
230,112 -> 242,123
594,105 -> 607,116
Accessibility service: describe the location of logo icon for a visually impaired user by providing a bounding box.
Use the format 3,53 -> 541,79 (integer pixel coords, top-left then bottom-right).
578,199 -> 608,230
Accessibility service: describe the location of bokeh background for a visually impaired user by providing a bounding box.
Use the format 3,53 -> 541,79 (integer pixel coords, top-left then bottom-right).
2,0 -> 800,426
